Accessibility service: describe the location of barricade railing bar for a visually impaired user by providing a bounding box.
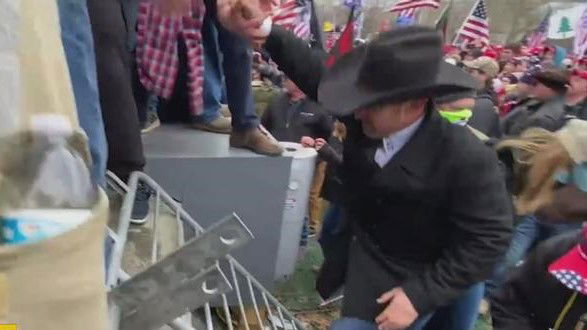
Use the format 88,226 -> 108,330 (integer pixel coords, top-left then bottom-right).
105,171 -> 304,330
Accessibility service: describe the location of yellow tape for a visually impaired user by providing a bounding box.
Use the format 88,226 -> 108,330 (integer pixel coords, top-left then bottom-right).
0,276 -> 16,330
0,325 -> 16,330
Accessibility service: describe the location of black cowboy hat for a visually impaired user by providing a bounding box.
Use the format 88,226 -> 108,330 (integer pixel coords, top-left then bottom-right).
318,26 -> 477,116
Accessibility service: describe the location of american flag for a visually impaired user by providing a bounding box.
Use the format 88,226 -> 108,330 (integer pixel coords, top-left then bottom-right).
527,11 -> 550,48
273,0 -> 312,39
388,0 -> 441,20
455,0 -> 490,45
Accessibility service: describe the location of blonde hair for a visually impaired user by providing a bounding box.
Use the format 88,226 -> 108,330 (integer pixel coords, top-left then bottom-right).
497,128 -> 573,215
333,120 -> 347,141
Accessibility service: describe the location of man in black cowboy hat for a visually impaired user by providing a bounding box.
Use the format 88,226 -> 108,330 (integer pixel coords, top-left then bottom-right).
217,5 -> 513,330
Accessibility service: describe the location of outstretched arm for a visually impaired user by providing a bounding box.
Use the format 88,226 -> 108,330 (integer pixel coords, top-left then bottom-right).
215,0 -> 326,101
263,25 -> 326,101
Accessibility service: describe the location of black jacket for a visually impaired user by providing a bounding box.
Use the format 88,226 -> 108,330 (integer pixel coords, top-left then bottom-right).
317,137 -> 344,203
566,98 -> 587,120
261,93 -> 333,142
501,96 -> 566,136
256,62 -> 284,87
265,26 -> 513,320
492,231 -> 587,330
469,93 -> 502,138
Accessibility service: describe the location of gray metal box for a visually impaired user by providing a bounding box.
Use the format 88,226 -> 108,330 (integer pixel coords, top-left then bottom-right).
142,126 -> 293,287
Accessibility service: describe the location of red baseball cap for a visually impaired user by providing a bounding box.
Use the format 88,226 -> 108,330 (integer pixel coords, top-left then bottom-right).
443,45 -> 458,54
531,47 -> 544,55
549,226 -> 587,295
484,49 -> 498,59
572,69 -> 587,80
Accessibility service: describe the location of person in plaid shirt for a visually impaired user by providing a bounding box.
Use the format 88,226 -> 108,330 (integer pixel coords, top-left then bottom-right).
136,0 -> 283,156
200,0 -> 283,156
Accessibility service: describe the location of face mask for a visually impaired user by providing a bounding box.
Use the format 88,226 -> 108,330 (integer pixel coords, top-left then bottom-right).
438,109 -> 473,125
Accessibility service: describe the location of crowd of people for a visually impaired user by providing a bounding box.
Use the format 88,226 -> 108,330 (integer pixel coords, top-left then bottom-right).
443,42 -> 587,126
53,0 -> 586,329
216,2 -> 587,329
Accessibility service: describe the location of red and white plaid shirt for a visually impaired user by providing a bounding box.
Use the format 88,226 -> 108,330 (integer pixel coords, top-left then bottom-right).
136,0 -> 205,115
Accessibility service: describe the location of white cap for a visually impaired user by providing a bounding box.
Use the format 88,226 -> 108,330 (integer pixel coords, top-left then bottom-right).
444,58 -> 457,66
556,119 -> 587,164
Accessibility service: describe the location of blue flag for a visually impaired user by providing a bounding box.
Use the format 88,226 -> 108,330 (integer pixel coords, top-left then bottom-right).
396,15 -> 416,26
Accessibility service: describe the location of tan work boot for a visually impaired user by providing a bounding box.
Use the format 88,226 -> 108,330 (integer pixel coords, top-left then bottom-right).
192,116 -> 232,134
230,128 -> 284,156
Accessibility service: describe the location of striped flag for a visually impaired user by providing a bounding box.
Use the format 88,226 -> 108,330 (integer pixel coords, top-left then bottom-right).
389,0 -> 441,20
326,8 -> 355,68
574,6 -> 587,56
273,0 -> 312,40
527,11 -> 551,48
454,0 -> 490,45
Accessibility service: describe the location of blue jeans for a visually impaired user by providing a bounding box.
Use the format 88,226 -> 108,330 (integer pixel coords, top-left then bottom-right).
486,215 -> 580,296
146,94 -> 159,117
330,283 -> 484,330
319,204 -> 343,246
424,283 -> 485,330
200,3 -> 259,130
330,314 -> 433,330
57,0 -> 108,187
300,217 -> 309,247
199,12 -> 223,123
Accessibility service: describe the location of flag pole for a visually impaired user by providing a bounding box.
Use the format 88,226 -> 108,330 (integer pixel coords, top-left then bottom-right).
433,0 -> 450,27
452,0 -> 478,45
435,0 -> 452,42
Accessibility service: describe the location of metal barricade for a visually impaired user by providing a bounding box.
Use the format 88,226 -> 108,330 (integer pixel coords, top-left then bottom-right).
106,171 -> 305,330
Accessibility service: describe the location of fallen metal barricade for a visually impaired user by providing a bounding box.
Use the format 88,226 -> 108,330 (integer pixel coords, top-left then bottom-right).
106,171 -> 305,330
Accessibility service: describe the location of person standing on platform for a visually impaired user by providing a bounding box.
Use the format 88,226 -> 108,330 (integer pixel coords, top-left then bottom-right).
194,0 -> 284,156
